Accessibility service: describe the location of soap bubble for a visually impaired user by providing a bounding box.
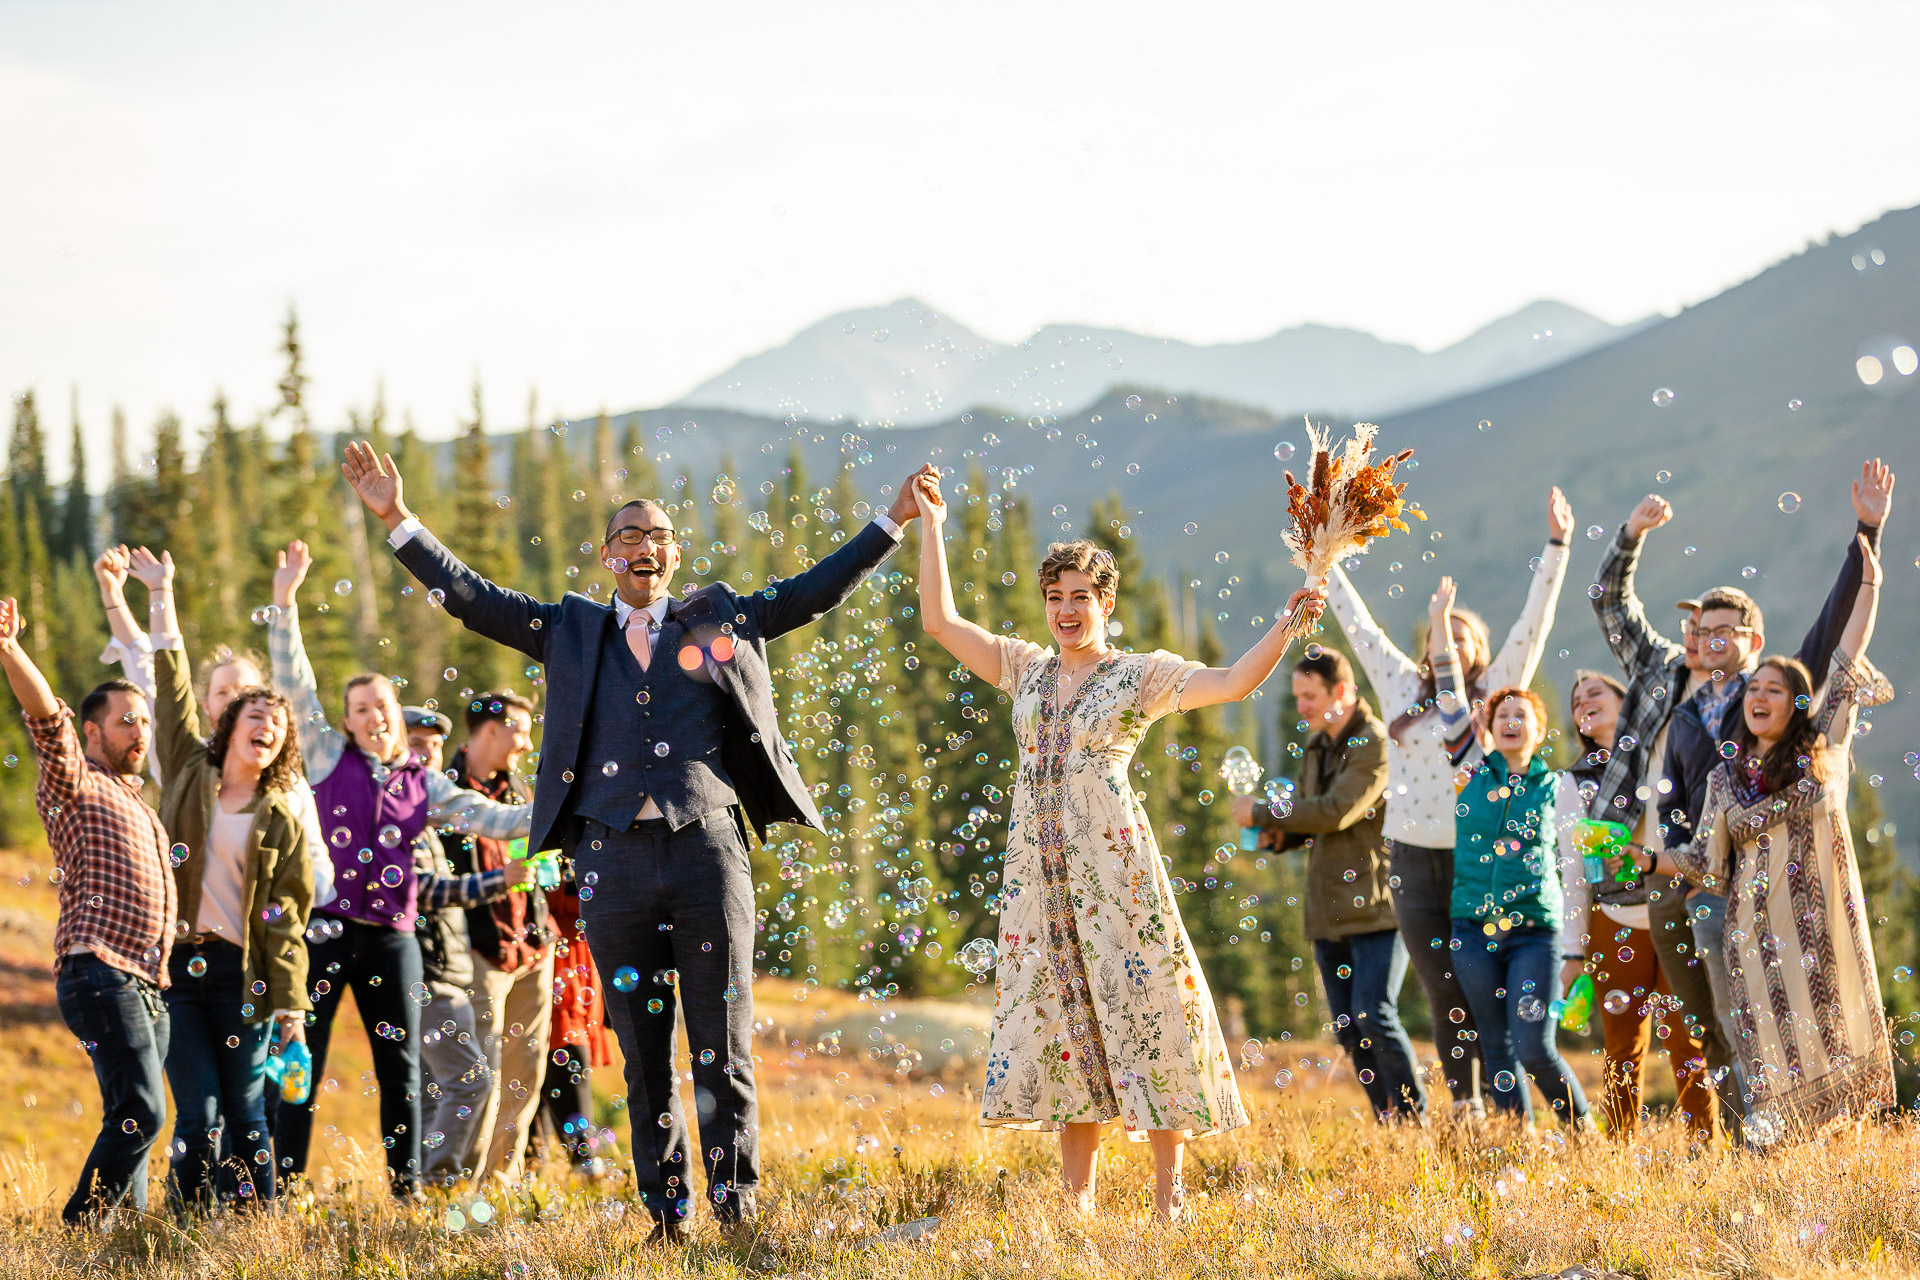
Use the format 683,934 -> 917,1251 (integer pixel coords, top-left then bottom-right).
333,579 -> 354,596
1602,989 -> 1632,1015
1493,1069 -> 1517,1092
1778,492 -> 1801,514
1517,995 -> 1547,1023
1273,441 -> 1296,461
1651,387 -> 1676,407
955,938 -> 998,976
377,824 -> 404,848
613,967 -> 640,992
187,956 -> 208,978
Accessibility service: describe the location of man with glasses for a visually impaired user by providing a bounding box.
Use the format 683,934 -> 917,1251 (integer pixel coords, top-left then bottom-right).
339,440 -> 935,1253
1590,458 -> 1892,1144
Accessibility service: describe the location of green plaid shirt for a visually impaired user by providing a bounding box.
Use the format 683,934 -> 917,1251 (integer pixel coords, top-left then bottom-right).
1589,526 -> 1689,832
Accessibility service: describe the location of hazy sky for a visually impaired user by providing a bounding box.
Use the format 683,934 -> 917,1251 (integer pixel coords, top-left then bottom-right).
4,1 -> 1917,480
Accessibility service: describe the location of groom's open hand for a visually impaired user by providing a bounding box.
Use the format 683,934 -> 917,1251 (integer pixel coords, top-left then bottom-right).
342,440 -> 413,530
887,463 -> 942,527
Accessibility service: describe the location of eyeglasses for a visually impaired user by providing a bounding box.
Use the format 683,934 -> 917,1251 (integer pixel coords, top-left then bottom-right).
1681,621 -> 1754,641
607,527 -> 677,548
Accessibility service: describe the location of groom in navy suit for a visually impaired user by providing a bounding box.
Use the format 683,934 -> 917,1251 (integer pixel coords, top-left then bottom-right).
343,441 -> 934,1235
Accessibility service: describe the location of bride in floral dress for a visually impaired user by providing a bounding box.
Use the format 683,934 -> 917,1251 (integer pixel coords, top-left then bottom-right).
911,472 -> 1324,1218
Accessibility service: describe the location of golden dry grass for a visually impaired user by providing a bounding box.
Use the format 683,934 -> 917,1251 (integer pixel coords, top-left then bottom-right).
4,846 -> 1920,1278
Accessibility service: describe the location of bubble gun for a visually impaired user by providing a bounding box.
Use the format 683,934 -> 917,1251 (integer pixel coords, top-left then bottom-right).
1572,819 -> 1640,885
1549,972 -> 1595,1034
265,1037 -> 313,1105
507,837 -> 562,891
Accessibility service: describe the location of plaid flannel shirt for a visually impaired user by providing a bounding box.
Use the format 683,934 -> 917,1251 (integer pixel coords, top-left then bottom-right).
28,703 -> 177,984
1590,526 -> 1689,833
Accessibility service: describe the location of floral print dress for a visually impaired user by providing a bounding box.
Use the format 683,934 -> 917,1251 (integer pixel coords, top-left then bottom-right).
1670,650 -> 1897,1144
979,638 -> 1249,1140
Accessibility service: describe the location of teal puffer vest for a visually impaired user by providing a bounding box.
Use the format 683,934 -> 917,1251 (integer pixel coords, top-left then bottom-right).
1449,750 -> 1562,930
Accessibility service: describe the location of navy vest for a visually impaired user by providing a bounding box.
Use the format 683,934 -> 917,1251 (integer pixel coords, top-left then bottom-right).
568,612 -> 736,831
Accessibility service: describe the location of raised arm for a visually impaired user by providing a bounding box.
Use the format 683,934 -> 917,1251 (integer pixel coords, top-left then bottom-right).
1592,495 -> 1684,680
267,541 -> 345,784
0,598 -> 59,720
0,598 -> 86,807
1175,585 -> 1328,710
1837,533 -> 1880,667
1793,460 -> 1893,689
93,547 -> 158,697
912,471 -> 1004,684
1428,578 -> 1480,763
1323,565 -> 1419,709
1484,486 -> 1573,690
343,442 -> 557,661
740,464 -> 931,642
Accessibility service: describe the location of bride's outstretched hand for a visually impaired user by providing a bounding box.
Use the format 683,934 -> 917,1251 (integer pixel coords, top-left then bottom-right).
1284,582 -> 1327,624
914,470 -> 947,525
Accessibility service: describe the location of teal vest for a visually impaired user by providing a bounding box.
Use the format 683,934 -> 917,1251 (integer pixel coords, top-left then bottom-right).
1449,750 -> 1562,930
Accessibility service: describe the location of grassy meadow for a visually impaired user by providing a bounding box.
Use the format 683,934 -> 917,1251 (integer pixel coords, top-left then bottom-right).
3,844 -> 1919,1279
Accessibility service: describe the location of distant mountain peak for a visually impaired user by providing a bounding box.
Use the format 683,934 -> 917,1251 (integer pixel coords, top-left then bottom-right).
676,297 -> 1640,426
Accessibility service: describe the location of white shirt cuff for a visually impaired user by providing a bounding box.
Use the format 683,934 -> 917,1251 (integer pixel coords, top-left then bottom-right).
388,516 -> 425,550
872,512 -> 904,540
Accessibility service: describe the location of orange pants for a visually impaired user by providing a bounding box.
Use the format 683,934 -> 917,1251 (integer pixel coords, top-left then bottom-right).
1588,905 -> 1714,1140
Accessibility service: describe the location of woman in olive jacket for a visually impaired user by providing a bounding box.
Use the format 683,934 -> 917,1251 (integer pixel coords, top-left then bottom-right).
139,548 -> 313,1209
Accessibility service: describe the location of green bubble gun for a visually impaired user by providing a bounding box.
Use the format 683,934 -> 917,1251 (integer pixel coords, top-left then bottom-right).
1572,819 -> 1639,886
506,837 -> 562,891
1550,972 -> 1595,1034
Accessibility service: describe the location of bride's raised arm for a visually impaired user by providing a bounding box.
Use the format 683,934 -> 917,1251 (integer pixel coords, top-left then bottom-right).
913,472 -> 1004,684
1177,583 -> 1327,710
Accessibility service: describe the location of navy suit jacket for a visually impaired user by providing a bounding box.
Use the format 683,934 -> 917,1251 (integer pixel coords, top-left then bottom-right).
394,520 -> 901,853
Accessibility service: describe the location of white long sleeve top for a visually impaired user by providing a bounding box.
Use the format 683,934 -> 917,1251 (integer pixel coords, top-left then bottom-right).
1325,541 -> 1569,849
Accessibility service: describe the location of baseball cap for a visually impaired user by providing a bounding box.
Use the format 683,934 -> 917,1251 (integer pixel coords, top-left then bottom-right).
403,705 -> 452,737
1674,586 -> 1763,631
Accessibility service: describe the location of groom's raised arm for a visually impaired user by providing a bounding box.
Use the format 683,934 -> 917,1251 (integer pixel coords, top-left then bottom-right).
342,440 -> 558,662
746,464 -> 938,642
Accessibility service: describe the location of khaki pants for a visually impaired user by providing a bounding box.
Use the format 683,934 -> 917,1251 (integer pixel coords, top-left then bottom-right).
471,948 -> 555,1181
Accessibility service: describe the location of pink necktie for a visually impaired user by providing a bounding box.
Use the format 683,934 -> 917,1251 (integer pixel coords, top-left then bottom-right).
627,611 -> 653,671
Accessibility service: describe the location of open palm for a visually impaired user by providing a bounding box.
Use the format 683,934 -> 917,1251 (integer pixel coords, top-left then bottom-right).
341,440 -> 407,524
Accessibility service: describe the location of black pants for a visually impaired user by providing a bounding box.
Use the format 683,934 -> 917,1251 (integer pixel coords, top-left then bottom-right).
537,1044 -> 596,1163
1388,840 -> 1481,1100
574,813 -> 758,1224
55,953 -> 170,1223
163,937 -> 274,1207
275,915 -> 423,1192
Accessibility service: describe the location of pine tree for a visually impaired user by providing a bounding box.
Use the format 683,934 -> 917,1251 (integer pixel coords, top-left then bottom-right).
58,394 -> 92,563
445,383 -> 521,697
9,390 -> 54,550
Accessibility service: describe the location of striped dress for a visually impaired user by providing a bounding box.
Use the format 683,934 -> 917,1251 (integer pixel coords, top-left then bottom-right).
1672,649 -> 1897,1144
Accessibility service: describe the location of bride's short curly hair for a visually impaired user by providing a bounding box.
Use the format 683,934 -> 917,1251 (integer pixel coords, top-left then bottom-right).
1038,540 -> 1120,604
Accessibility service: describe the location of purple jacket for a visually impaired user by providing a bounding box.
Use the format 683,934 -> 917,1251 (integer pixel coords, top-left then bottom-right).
315,748 -> 432,930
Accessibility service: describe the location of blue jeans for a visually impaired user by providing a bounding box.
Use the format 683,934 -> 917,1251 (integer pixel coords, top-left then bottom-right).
1314,929 -> 1427,1119
276,915 -> 423,1192
164,938 -> 274,1208
1687,891 -> 1750,1110
1449,922 -> 1589,1123
55,952 -> 171,1223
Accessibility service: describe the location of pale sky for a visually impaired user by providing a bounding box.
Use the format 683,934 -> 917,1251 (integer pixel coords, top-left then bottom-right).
4,1 -> 1917,481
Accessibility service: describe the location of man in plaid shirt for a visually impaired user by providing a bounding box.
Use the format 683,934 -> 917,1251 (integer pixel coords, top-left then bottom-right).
0,596 -> 176,1225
